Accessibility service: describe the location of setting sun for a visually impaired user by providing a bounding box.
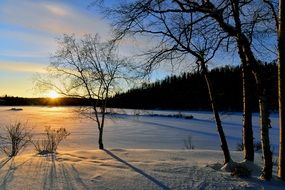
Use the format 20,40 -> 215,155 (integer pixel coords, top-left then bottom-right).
47,90 -> 59,99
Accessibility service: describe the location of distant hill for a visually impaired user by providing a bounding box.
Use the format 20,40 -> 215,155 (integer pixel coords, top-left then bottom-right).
0,97 -> 95,106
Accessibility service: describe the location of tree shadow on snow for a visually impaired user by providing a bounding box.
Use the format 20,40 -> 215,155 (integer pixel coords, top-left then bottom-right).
0,157 -> 31,189
0,157 -> 12,170
136,119 -> 241,141
41,154 -> 89,190
104,149 -> 172,190
0,157 -> 15,190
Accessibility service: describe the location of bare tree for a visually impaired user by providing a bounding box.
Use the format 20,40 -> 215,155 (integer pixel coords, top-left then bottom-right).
277,0 -> 285,180
152,0 -> 272,179
31,126 -> 70,154
210,0 -> 274,180
0,122 -> 32,157
104,0 -> 233,166
103,0 -> 277,178
36,34 -> 137,149
262,0 -> 285,180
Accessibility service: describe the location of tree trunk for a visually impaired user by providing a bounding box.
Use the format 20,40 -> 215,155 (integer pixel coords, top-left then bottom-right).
230,0 -> 255,161
98,128 -> 104,149
258,83 -> 272,180
201,63 -> 231,164
11,142 -> 16,157
205,0 -> 271,176
241,58 -> 254,162
237,36 -> 272,179
278,0 -> 285,180
237,32 -> 272,179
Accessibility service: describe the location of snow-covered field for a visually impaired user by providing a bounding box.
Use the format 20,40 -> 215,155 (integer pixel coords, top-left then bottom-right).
0,106 -> 284,189
0,106 -> 280,151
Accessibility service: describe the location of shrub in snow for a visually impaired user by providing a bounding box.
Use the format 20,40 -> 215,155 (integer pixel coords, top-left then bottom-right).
184,135 -> 194,149
31,126 -> 70,155
236,141 -> 262,152
0,122 -> 32,157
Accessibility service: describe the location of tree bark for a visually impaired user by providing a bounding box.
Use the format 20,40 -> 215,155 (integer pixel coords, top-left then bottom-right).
212,0 -> 254,162
234,19 -> 272,179
236,32 -> 272,179
257,80 -> 272,180
206,0 -> 272,177
239,43 -> 272,179
201,62 -> 231,164
278,0 -> 285,180
241,54 -> 254,162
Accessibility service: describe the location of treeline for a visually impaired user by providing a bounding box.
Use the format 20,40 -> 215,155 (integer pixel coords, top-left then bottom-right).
0,97 -> 94,106
1,63 -> 277,110
109,63 -> 278,111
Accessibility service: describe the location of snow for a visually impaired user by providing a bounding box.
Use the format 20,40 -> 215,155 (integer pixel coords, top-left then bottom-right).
0,149 -> 284,190
0,107 -> 280,151
0,106 -> 284,189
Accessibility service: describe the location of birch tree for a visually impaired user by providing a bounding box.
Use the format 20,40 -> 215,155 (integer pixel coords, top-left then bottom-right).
104,0 -> 233,165
278,0 -> 285,180
105,0 -> 276,179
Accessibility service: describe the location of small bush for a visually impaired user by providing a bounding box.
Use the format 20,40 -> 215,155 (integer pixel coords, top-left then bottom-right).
0,122 -> 32,157
31,126 -> 70,155
184,135 -> 194,149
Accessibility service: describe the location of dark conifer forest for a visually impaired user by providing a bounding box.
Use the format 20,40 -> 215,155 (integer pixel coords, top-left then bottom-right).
109,63 -> 277,111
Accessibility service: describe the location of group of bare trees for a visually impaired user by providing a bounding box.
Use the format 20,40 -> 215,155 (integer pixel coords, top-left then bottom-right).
99,0 -> 284,180
39,0 -> 284,181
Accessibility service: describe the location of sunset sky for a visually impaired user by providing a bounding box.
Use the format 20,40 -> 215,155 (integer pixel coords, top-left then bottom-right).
0,0 -> 176,97
0,0 -> 275,98
0,0 -> 116,97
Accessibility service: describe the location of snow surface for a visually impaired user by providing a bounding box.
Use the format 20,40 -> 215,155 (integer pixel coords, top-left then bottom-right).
0,106 -> 284,189
0,149 -> 284,190
0,106 -> 280,151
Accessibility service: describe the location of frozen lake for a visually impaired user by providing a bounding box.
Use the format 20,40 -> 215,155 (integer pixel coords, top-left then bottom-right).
0,106 -> 280,153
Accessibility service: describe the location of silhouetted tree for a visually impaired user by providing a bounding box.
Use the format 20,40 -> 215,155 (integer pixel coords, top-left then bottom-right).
36,34 -> 136,149
170,0 -> 274,179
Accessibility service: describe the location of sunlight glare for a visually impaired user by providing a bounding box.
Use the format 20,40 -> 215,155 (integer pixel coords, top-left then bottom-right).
47,90 -> 59,99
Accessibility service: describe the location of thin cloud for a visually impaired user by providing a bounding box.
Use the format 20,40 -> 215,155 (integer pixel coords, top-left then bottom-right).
0,61 -> 46,73
0,0 -> 110,36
